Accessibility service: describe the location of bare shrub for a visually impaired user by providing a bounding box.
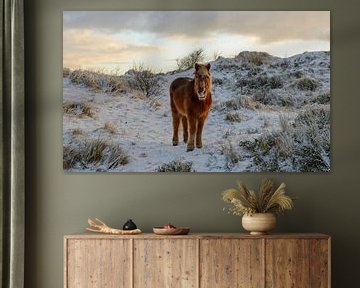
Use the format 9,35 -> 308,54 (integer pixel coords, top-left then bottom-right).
63,67 -> 71,78
156,159 -> 194,172
176,48 -> 205,71
216,96 -> 260,111
240,75 -> 283,92
297,77 -> 319,91
213,77 -> 224,86
253,89 -> 294,107
268,76 -> 284,89
280,58 -> 290,69
217,98 -> 242,111
106,75 -> 128,93
262,116 -> 270,128
252,89 -> 269,104
219,141 -> 241,170
222,128 -> 236,140
292,71 -> 304,79
225,112 -> 242,122
311,92 -> 330,104
69,69 -> 105,90
69,69 -> 128,94
63,101 -> 95,118
236,51 -> 272,66
63,139 -> 129,170
247,67 -> 262,77
241,132 -> 294,172
295,105 -> 330,132
213,50 -> 222,60
129,64 -> 160,97
242,105 -> 330,172
279,114 -> 291,133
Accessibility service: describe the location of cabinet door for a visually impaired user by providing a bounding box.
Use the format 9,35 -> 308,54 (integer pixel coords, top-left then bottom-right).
66,239 -> 131,288
200,239 -> 264,288
134,239 -> 198,288
266,239 -> 310,287
309,239 -> 330,288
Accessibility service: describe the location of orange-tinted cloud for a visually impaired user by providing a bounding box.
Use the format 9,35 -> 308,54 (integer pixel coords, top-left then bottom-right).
63,29 -> 162,68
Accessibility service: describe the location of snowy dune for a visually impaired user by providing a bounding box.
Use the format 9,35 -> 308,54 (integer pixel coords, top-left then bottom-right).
63,51 -> 330,172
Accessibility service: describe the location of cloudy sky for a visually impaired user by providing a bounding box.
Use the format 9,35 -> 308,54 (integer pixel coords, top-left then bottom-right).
63,11 -> 330,73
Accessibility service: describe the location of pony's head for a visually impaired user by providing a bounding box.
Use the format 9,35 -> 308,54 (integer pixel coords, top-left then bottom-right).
194,63 -> 212,101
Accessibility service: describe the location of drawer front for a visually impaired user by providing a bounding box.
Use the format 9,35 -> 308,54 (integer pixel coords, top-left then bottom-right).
133,239 -> 198,288
65,239 -> 131,288
200,239 -> 264,288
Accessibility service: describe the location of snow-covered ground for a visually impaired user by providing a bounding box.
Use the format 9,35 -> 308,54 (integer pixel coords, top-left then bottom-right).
63,51 -> 330,172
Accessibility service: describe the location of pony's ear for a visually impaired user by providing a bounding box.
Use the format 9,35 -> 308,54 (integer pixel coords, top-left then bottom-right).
195,63 -> 200,71
206,63 -> 211,70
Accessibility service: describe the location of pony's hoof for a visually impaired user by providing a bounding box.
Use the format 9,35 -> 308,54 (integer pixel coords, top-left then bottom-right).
187,146 -> 194,152
196,144 -> 203,148
173,142 -> 178,146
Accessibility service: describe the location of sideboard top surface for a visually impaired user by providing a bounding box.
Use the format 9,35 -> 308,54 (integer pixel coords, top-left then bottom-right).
64,232 -> 330,240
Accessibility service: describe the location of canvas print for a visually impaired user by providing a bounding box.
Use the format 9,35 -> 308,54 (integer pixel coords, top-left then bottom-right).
63,11 -> 330,172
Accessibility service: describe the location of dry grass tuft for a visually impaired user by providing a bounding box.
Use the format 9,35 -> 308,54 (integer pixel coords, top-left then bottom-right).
225,112 -> 242,122
63,138 -> 129,170
69,69 -> 128,93
148,98 -> 162,109
216,96 -> 260,112
104,122 -> 117,134
131,93 -> 147,101
63,101 -> 95,118
156,159 -> 194,172
71,128 -> 86,136
63,67 -> 71,78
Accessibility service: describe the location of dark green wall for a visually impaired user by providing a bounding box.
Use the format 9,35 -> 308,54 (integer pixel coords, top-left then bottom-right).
25,0 -> 360,287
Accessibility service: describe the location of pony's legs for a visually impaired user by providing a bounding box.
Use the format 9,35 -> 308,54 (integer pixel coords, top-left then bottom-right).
196,116 -> 206,148
182,117 -> 188,143
172,112 -> 181,146
187,117 -> 197,152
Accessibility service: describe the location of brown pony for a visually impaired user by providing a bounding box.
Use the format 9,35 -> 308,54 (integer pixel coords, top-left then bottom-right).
170,63 -> 212,151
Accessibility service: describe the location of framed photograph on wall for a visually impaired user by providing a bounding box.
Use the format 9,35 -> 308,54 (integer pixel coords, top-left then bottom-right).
62,11 -> 330,172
